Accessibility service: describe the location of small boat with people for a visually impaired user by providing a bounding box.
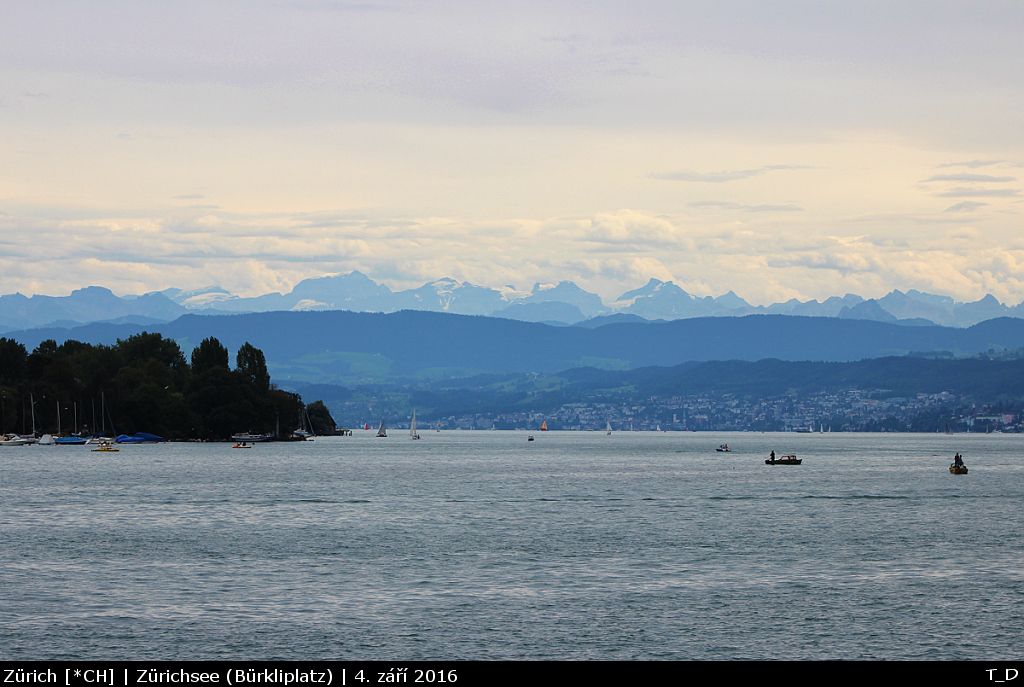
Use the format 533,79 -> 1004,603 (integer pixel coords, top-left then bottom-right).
765,451 -> 801,465
949,452 -> 968,474
716,443 -> 731,452
91,440 -> 119,453
232,441 -> 252,449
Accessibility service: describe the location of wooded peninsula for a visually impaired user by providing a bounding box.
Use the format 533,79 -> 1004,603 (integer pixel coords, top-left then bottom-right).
0,333 -> 336,440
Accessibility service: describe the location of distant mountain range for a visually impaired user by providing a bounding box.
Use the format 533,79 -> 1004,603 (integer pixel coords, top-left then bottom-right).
2,273 -> 1023,332
7,310 -> 1024,386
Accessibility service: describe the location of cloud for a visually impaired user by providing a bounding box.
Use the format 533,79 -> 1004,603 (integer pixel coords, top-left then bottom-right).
922,173 -> 1015,183
571,210 -> 693,248
944,201 -> 988,213
936,160 -> 1006,169
689,201 -> 803,212
936,188 -> 1021,198
650,165 -> 810,183
3,192 -> 1024,307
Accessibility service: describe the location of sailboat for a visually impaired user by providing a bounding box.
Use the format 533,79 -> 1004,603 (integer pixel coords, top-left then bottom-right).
376,420 -> 387,438
410,410 -> 420,440
605,420 -> 612,436
540,420 -> 548,432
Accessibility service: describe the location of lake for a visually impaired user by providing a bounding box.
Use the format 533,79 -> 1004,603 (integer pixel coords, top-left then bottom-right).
1,431 -> 1021,660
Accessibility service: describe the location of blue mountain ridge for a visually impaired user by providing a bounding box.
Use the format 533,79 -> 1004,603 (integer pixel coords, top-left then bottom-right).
7,310 -> 1024,386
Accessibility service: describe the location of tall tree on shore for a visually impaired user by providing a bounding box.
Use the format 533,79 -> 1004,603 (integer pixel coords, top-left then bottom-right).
306,400 -> 337,434
236,342 -> 270,392
191,337 -> 230,375
0,338 -> 28,387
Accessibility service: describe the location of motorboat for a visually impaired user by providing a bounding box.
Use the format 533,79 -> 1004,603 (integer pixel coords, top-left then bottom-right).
230,432 -> 274,442
949,463 -> 968,474
766,454 -> 801,465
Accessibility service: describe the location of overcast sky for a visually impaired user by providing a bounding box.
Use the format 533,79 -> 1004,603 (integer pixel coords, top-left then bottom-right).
2,0 -> 1023,304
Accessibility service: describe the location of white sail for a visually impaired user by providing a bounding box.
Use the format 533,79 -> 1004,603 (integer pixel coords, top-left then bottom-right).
410,409 -> 420,439
605,420 -> 612,436
376,420 -> 387,438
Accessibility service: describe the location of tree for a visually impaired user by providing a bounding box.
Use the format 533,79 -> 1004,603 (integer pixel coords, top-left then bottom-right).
236,342 -> 270,392
191,337 -> 229,375
0,338 -> 28,386
306,400 -> 337,434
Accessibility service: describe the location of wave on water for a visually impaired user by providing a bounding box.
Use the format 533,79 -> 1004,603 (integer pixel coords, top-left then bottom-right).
707,494 -> 911,501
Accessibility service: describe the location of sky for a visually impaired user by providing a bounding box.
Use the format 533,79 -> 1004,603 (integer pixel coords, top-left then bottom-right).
2,0 -> 1023,305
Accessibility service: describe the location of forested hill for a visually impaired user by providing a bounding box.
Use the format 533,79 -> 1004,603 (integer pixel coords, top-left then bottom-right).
282,356 -> 1024,427
6,311 -> 1024,384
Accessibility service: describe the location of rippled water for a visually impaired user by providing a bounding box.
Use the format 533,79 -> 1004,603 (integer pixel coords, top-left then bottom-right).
1,431 -> 1022,660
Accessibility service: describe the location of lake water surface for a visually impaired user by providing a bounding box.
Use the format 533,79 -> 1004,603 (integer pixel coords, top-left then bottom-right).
1,431 -> 1022,660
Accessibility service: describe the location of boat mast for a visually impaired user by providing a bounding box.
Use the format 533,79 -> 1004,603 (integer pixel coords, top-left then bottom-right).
30,393 -> 36,437
56,400 -> 61,435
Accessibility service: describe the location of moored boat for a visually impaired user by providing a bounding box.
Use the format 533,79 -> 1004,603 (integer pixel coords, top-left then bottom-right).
230,432 -> 274,443
115,432 -> 166,444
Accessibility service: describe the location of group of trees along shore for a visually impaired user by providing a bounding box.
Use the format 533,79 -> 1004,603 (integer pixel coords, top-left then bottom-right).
0,333 -> 336,440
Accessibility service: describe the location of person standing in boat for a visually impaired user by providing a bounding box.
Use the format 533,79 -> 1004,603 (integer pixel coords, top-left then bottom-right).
770,450 -> 776,463
954,452 -> 964,467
